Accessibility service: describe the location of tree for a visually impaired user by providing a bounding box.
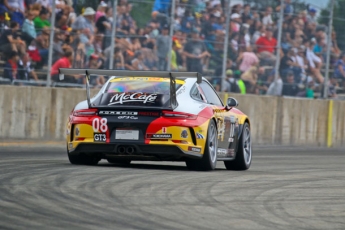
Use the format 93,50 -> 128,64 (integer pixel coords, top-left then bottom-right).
319,0 -> 345,50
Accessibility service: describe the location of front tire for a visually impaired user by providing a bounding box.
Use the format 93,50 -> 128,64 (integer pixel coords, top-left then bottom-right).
224,122 -> 252,170
186,120 -> 218,171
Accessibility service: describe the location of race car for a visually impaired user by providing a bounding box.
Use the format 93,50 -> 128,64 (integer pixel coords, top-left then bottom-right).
59,69 -> 252,171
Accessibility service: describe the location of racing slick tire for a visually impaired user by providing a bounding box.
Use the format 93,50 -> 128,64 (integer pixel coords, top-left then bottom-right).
186,119 -> 218,171
107,159 -> 131,165
224,122 -> 252,170
67,147 -> 100,166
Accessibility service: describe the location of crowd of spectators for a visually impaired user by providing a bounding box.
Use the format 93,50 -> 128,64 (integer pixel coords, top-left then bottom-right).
0,0 -> 344,98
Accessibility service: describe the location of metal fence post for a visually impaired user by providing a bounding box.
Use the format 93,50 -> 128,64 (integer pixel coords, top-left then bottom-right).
109,0 -> 118,69
273,0 -> 284,94
46,0 -> 56,87
323,0 -> 335,99
167,0 -> 176,71
221,0 -> 231,92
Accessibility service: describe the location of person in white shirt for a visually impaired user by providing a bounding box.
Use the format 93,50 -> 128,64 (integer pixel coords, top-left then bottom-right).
304,38 -> 324,83
262,6 -> 273,26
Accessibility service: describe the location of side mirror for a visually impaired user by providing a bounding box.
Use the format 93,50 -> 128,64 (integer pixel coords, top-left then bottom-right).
225,97 -> 238,110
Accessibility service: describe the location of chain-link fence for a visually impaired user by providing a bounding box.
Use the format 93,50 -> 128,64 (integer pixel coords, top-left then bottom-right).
0,0 -> 343,99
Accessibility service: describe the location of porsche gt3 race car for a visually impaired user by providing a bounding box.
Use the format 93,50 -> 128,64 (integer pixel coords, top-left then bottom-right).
59,69 -> 252,171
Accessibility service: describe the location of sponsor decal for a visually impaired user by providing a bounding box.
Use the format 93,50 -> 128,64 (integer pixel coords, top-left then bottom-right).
228,137 -> 234,142
199,104 -> 206,109
146,134 -> 172,139
217,148 -> 227,156
188,146 -> 201,152
75,127 -> 80,136
117,116 -> 138,120
176,85 -> 186,97
99,111 -> 138,115
138,111 -> 160,116
94,133 -> 106,142
68,143 -> 73,149
181,130 -> 188,138
162,127 -> 167,133
196,133 -> 204,139
108,92 -> 157,105
217,148 -> 234,157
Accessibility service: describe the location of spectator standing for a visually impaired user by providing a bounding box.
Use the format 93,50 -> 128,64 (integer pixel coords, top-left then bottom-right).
237,46 -> 259,73
156,24 -> 169,71
96,6 -> 112,49
95,1 -> 107,22
183,29 -> 210,73
262,7 -> 273,26
51,48 -> 78,82
170,40 -> 181,71
72,7 -> 95,34
222,69 -> 240,93
306,8 -> 317,24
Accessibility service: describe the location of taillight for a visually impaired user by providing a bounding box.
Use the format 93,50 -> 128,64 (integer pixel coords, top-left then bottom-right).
162,111 -> 197,120
73,109 -> 98,117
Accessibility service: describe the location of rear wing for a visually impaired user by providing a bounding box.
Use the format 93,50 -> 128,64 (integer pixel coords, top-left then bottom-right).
58,69 -> 202,109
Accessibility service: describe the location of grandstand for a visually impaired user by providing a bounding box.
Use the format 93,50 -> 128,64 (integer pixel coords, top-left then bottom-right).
0,0 -> 344,98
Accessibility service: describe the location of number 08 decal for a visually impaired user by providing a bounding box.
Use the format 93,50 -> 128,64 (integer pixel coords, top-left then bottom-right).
92,118 -> 108,132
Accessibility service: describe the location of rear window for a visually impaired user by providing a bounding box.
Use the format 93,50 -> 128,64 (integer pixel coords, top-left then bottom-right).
99,77 -> 184,107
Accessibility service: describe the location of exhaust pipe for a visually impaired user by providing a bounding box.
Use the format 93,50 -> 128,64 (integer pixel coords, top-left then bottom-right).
117,146 -> 126,154
125,146 -> 135,155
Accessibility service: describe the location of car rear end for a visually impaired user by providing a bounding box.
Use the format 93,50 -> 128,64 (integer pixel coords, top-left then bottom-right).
66,77 -> 209,161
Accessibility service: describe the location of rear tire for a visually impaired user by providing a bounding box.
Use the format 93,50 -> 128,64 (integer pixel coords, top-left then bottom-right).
67,147 -> 100,166
224,122 -> 252,170
107,159 -> 131,165
186,120 -> 218,171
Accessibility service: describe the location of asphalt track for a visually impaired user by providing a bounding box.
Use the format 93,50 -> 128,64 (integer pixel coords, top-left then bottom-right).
0,144 -> 344,230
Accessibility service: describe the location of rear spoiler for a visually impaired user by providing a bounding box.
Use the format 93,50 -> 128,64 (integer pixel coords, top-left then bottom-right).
58,69 -> 202,109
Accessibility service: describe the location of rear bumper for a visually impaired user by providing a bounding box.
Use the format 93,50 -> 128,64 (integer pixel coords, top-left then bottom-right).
68,142 -> 202,159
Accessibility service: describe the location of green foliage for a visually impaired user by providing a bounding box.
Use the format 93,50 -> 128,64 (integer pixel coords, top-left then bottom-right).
130,0 -> 155,28
74,0 -> 100,14
319,0 -> 345,50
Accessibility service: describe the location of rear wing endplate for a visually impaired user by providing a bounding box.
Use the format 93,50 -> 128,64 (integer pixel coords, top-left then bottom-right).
58,69 -> 202,109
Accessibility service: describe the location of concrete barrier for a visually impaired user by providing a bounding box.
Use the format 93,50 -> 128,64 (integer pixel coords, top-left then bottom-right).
1,85 -> 344,147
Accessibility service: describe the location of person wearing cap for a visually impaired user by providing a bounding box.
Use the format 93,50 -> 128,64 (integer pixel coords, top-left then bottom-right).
71,7 -> 95,34
222,69 -> 240,93
183,28 -> 210,73
307,8 -> 317,24
171,40 -> 182,71
230,13 -> 241,32
282,71 -> 299,96
95,1 -> 107,22
156,24 -> 170,71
